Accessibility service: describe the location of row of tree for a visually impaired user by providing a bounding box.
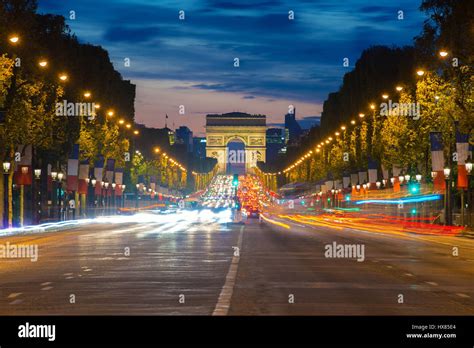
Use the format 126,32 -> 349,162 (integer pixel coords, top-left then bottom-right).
281,0 -> 473,184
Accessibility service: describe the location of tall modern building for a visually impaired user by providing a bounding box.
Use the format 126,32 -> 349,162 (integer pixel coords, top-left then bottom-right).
284,108 -> 303,143
266,128 -> 286,163
175,126 -> 193,153
192,137 -> 207,160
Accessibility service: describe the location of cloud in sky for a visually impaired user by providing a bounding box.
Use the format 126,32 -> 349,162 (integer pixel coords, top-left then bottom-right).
38,0 -> 426,134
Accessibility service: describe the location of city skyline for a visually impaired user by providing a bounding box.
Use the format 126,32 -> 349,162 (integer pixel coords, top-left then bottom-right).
38,0 -> 426,135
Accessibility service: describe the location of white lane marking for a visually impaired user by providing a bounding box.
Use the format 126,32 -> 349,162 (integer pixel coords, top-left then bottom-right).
426,281 -> 438,286
65,276 -> 74,280
41,282 -> 52,286
7,293 -> 22,299
405,273 -> 414,277
213,225 -> 244,316
456,293 -> 470,298
41,286 -> 53,291
9,299 -> 23,305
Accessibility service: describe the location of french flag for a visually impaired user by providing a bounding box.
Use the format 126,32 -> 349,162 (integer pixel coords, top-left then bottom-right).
94,156 -> 104,195
342,172 -> 350,189
78,160 -> 89,194
14,145 -> 32,186
456,130 -> 469,188
358,169 -> 367,185
105,159 -> 115,197
368,158 -> 378,187
66,144 -> 80,191
430,132 -> 445,190
114,168 -> 123,196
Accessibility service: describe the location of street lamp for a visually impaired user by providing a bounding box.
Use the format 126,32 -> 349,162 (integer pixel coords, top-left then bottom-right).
398,174 -> 404,184
2,161 -> 10,228
111,182 -> 116,213
466,156 -> 473,175
466,156 -> 473,227
38,60 -> 48,68
404,174 -> 411,182
59,73 -> 68,81
444,167 -> 452,225
376,181 -> 381,189
416,174 -> 422,182
8,35 -> 19,44
3,162 -> 11,173
57,172 -> 64,221
390,177 -> 395,185
416,70 -> 425,76
34,169 -> 41,179
439,50 -> 448,58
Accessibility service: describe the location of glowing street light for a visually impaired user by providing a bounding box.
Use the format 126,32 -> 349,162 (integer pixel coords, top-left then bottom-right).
369,104 -> 375,110
59,74 -> 68,81
83,91 -> 91,98
119,119 -> 125,125
133,130 -> 139,135
443,167 -> 451,179
350,120 -> 356,125
395,86 -> 403,91
3,162 -> 11,173
439,50 -> 448,58
359,113 -> 365,118
8,35 -> 20,44
382,94 -> 389,99
416,70 -> 425,76
126,123 -> 132,129
466,156 -> 473,175
38,60 -> 48,68
107,110 -> 114,117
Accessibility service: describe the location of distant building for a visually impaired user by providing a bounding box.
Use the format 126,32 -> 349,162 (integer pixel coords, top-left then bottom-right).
193,137 -> 207,159
285,108 -> 303,143
266,128 -> 286,163
175,126 -> 193,153
164,127 -> 175,146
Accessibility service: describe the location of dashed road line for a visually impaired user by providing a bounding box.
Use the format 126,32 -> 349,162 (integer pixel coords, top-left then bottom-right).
456,293 -> 470,298
213,225 -> 244,316
7,293 -> 22,299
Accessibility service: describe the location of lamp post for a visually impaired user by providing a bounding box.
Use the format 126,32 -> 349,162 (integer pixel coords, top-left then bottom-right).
91,178 -> 97,217
34,168 -> 41,224
135,183 -> 140,211
443,167 -> 452,225
466,156 -> 473,227
104,180 -> 110,215
2,161 -> 11,228
112,182 -> 116,214
121,184 -> 126,208
57,172 -> 64,221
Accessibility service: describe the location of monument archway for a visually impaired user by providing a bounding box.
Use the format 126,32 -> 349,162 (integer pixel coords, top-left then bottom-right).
205,112 -> 266,174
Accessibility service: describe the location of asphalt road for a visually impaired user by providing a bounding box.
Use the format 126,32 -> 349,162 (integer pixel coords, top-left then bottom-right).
0,209 -> 473,315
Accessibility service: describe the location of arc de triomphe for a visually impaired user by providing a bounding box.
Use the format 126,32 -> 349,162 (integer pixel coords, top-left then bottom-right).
205,112 -> 266,174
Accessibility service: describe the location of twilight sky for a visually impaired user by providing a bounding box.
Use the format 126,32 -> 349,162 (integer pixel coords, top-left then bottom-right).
38,0 -> 426,136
